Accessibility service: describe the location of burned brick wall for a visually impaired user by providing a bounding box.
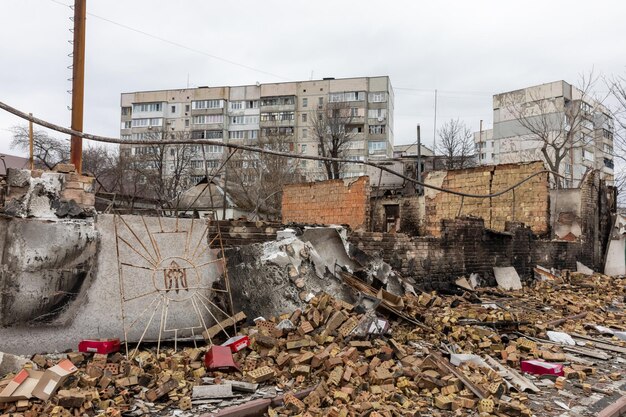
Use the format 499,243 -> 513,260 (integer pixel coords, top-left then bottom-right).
370,195 -> 421,234
423,162 -> 549,237
350,216 -> 587,290
282,176 -> 370,230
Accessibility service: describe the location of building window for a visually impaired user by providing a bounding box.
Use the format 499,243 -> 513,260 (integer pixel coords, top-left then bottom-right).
369,125 -> 386,134
260,96 -> 295,106
206,145 -> 223,154
170,105 -> 176,113
191,99 -> 224,110
300,144 -> 307,153
230,101 -> 243,110
302,128 -> 308,138
190,160 -> 204,169
582,149 -> 594,161
329,92 -> 365,102
185,104 -> 190,112
249,130 -> 258,140
192,114 -> 224,124
245,100 -> 259,109
191,130 -> 223,139
368,141 -> 387,153
261,112 -> 294,122
132,102 -> 162,113
121,134 -> 131,140
302,98 -> 308,108
206,160 -> 220,168
368,109 -> 387,119
230,115 -> 259,124
121,107 -> 132,116
121,121 -> 132,129
170,149 -> 175,156
131,118 -> 163,127
229,131 -> 245,139
302,113 -> 307,123
318,97 -> 323,108
604,144 -> 613,155
368,92 -> 386,103
185,119 -> 190,127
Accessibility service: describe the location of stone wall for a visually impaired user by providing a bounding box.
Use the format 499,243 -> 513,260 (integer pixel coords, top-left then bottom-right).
423,162 -> 549,237
282,176 -> 370,230
350,216 -> 588,290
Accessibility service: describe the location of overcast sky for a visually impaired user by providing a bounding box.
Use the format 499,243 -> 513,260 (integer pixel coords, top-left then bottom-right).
1,0 -> 625,156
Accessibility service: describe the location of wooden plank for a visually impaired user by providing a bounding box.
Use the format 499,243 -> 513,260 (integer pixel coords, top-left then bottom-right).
570,333 -> 626,354
202,312 -> 247,340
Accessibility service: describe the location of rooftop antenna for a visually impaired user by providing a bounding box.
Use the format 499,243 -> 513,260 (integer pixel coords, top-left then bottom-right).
310,70 -> 314,80
187,73 -> 190,88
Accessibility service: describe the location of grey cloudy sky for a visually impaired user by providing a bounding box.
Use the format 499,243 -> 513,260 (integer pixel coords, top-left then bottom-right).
1,0 -> 625,155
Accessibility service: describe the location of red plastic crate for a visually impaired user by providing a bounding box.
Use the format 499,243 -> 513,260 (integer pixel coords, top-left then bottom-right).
221,335 -> 250,353
78,338 -> 121,354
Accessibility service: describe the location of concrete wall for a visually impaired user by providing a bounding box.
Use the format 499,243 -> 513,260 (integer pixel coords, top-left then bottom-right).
282,176 -> 370,230
423,161 -> 549,237
0,214 -> 220,355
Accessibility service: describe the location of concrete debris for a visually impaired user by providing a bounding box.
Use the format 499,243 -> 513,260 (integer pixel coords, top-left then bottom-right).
0,353 -> 30,377
227,227 -> 409,320
493,266 -> 523,290
576,261 -> 594,275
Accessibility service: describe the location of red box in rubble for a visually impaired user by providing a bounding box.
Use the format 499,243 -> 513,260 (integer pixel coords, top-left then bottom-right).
221,335 -> 250,353
78,338 -> 121,354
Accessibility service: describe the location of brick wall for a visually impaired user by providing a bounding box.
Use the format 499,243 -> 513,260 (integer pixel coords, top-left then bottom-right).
282,176 -> 370,230
370,195 -> 421,234
424,162 -> 549,237
350,216 -> 587,290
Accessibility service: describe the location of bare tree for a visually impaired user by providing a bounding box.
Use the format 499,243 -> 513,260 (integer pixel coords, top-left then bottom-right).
436,118 -> 475,169
504,74 -> 602,187
10,125 -> 69,169
228,126 -> 302,219
311,101 -> 356,179
608,75 -> 626,165
127,128 -> 197,208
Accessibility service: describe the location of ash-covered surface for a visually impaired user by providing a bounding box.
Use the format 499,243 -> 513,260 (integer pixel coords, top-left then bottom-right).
226,234 -> 358,319
225,227 -> 416,320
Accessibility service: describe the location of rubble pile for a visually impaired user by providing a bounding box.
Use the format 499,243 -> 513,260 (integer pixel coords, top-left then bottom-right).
1,271 -> 625,417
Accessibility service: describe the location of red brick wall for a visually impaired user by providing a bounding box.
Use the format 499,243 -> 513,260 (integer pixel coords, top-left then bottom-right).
282,176 -> 370,230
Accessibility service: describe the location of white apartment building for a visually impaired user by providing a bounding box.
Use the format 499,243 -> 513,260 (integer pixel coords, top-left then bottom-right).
120,76 -> 394,182
475,80 -> 614,187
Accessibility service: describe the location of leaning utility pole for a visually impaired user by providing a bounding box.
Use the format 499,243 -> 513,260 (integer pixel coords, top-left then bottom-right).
70,0 -> 86,173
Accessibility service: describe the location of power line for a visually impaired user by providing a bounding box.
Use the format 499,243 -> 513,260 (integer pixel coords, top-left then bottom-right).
48,0 -> 288,81
0,99 -> 564,200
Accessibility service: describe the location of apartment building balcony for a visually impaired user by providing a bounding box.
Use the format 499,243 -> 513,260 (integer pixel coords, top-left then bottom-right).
190,107 -> 225,115
259,119 -> 295,128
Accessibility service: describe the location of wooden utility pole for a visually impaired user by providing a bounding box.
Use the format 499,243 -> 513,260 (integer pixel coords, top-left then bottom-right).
28,112 -> 34,170
70,0 -> 86,173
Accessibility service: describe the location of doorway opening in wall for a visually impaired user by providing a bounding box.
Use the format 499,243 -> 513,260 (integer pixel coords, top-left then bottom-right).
384,204 -> 400,232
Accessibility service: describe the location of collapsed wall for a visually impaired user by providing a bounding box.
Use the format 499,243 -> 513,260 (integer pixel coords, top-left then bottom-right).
282,176 -> 370,230
423,162 -> 549,237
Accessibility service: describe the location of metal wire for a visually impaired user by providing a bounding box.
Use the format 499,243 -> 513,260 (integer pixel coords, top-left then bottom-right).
0,100 -> 565,199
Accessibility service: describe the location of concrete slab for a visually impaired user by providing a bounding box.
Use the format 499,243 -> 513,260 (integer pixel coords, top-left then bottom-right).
0,214 -> 221,354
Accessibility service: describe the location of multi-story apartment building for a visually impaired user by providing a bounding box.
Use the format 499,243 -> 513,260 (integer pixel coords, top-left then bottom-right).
474,80 -> 614,187
120,76 -> 394,182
